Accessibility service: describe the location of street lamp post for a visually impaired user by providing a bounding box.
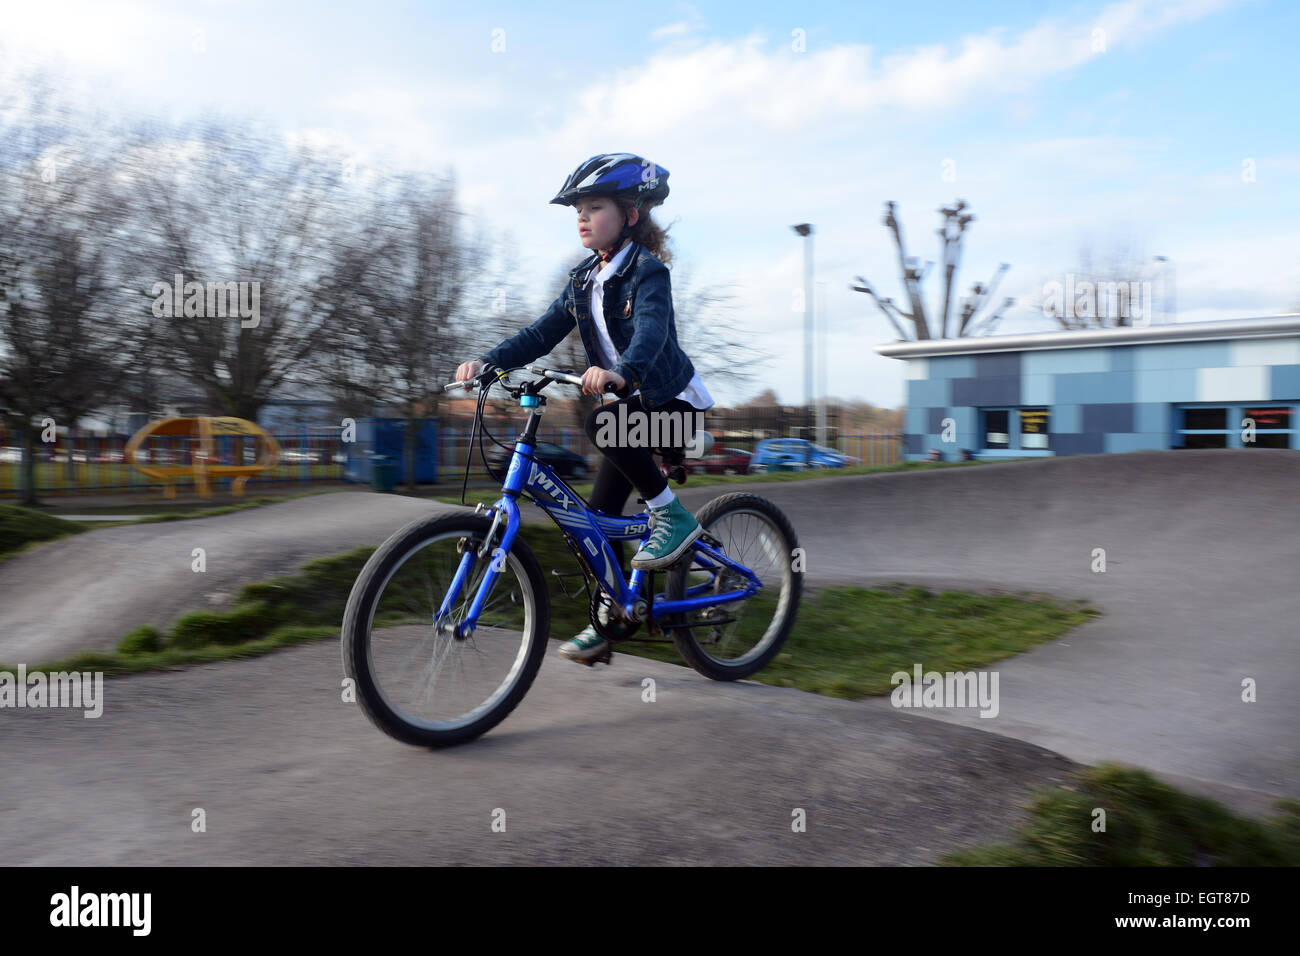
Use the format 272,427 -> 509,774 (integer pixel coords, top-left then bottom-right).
792,223 -> 814,457
816,279 -> 827,450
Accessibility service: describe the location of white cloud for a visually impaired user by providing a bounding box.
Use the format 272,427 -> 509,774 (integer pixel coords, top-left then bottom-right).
557,0 -> 1241,138
652,21 -> 701,41
651,2 -> 707,41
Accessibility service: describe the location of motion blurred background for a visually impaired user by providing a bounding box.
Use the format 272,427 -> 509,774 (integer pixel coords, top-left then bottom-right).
1,0 -> 1296,496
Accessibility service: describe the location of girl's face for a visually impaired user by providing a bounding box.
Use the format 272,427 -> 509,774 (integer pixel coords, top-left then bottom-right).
575,196 -> 637,252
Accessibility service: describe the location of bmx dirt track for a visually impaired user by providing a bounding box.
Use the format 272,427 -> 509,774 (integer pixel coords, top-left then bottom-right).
2,449 -> 1296,864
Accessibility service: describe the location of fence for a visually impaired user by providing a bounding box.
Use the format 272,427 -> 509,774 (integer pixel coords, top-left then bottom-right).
836,433 -> 905,467
0,423 -> 903,498
0,429 -> 345,498
437,423 -> 903,479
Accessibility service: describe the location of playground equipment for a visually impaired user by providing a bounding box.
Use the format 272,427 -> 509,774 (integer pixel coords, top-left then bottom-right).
124,416 -> 280,498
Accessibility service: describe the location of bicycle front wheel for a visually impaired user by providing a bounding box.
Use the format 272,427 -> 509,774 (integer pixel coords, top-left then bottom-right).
341,511 -> 550,747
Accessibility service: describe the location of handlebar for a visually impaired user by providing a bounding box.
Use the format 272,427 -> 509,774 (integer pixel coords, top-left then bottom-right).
441,363 -> 621,395
525,364 -> 620,393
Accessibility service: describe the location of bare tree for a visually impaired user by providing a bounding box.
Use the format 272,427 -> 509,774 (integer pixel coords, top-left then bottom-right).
669,261 -> 769,399
852,199 -> 1014,340
118,119 -> 383,423
0,77 -> 141,504
322,170 -> 486,489
1041,239 -> 1161,329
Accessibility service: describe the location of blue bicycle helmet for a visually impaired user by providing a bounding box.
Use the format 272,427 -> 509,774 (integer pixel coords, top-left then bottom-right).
550,153 -> 670,260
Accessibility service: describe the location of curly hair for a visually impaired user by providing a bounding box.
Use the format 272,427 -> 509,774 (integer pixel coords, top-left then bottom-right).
614,198 -> 673,267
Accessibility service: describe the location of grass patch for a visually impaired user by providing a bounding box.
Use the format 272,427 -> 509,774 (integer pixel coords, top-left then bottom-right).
939,763 -> 1300,866
0,504 -> 91,561
10,519 -> 1095,686
752,584 -> 1098,698
16,625 -> 343,677
461,526 -> 1097,683
7,547 -> 377,677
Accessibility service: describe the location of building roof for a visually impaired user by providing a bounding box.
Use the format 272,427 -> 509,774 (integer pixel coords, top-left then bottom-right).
874,314 -> 1300,359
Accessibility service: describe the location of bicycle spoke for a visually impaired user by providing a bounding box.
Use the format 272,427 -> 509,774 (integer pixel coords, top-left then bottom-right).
362,529 -> 534,731
679,507 -> 793,666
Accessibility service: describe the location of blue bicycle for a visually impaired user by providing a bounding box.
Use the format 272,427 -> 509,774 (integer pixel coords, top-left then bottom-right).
341,364 -> 802,747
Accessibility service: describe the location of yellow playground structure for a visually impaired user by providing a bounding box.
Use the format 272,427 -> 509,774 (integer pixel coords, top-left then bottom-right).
124,416 -> 281,498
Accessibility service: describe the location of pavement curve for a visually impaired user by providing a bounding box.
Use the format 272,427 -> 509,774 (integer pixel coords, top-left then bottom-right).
2,449 -> 1296,864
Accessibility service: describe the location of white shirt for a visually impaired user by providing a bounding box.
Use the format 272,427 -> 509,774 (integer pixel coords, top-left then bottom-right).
586,246 -> 715,411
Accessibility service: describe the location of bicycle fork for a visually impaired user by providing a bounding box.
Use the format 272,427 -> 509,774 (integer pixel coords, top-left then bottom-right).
434,499 -> 521,639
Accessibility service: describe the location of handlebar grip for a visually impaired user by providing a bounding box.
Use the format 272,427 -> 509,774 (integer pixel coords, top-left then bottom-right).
521,364 -> 625,395
443,362 -> 499,392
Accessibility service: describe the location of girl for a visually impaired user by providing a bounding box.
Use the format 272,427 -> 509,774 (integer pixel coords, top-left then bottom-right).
456,152 -> 713,665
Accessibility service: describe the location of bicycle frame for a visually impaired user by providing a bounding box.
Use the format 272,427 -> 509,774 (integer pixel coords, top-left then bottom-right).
440,387 -> 762,639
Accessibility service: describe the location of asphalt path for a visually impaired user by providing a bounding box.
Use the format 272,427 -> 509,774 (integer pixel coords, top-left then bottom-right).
2,449 -> 1296,864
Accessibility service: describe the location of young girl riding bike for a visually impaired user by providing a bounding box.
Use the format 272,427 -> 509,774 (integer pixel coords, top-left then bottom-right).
455,152 -> 714,665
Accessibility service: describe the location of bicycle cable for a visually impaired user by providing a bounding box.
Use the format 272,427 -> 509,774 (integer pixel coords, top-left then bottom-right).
457,364 -> 622,507
458,365 -> 557,506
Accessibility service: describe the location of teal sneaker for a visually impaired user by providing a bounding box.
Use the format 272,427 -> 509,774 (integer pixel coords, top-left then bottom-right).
631,496 -> 702,570
557,602 -> 613,665
557,625 -> 610,665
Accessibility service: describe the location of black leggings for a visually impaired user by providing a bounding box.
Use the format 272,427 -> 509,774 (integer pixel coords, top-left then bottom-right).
583,394 -> 701,572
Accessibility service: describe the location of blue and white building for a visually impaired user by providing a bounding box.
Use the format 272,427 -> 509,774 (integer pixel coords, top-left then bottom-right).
877,315 -> 1300,460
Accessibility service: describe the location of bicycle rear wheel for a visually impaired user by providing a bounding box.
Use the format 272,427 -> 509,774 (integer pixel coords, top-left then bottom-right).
341,511 -> 550,747
663,492 -> 801,680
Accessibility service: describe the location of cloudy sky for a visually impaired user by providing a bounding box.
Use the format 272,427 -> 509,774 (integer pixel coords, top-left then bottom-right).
3,0 -> 1296,408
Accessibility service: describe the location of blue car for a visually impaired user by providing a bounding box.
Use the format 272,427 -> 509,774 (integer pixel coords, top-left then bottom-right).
748,438 -> 860,473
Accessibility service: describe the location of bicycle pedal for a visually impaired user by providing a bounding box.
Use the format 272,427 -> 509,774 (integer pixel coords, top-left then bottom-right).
577,647 -> 613,667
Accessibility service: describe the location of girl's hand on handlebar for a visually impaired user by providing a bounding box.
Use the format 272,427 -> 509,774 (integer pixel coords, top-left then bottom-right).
456,359 -> 484,382
581,367 -> 625,396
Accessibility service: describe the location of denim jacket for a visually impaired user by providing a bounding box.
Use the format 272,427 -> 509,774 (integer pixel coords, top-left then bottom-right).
477,241 -> 697,409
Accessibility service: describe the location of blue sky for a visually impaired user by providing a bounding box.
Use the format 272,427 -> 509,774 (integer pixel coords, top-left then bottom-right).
2,0 -> 1296,408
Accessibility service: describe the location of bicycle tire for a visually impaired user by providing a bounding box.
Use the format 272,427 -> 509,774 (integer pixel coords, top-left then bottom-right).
663,492 -> 801,680
341,511 -> 550,747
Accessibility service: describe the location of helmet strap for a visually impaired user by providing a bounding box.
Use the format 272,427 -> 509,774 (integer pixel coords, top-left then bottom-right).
599,203 -> 639,263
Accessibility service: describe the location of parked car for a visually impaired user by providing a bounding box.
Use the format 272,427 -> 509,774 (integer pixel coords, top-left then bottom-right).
748,438 -> 860,473
748,438 -> 808,473
686,447 -> 752,476
809,443 -> 861,468
486,440 -> 590,482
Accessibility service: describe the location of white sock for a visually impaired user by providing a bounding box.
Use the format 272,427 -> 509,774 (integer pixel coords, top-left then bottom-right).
647,487 -> 675,509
